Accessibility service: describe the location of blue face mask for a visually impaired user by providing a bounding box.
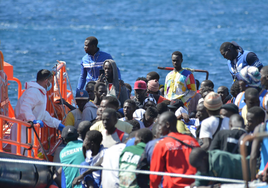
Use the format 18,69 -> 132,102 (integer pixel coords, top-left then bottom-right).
46,81 -> 52,91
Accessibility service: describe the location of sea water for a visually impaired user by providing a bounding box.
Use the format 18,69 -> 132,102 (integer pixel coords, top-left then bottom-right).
1,0 -> 268,106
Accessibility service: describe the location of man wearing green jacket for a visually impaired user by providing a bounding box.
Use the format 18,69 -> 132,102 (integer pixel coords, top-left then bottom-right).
119,129 -> 153,188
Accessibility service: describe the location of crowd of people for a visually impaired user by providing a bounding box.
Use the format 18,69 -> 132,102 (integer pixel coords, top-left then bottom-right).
12,36 -> 268,188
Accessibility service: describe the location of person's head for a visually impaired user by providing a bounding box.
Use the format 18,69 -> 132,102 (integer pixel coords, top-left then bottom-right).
151,118 -> 160,138
147,79 -> 160,94
84,36 -> 98,55
135,129 -> 153,145
86,81 -> 96,101
136,77 -> 148,84
124,83 -> 132,94
220,103 -> 239,118
204,92 -> 223,115
99,96 -> 119,115
172,51 -> 183,71
143,97 -> 157,110
230,81 -> 241,98
200,86 -> 214,99
196,102 -> 209,121
146,71 -> 160,81
77,121 -> 92,140
102,108 -> 118,133
261,66 -> 268,90
189,148 -> 209,174
200,80 -> 214,93
126,119 -> 140,131
75,90 -> 89,111
167,99 -> 184,113
61,126 -> 78,144
143,106 -> 158,128
103,60 -> 113,79
36,69 -> 53,91
123,99 -> 137,119
158,111 -> 178,136
156,102 -> 169,115
246,107 -> 265,132
220,42 -> 238,61
244,88 -> 260,110
94,82 -> 107,101
83,130 -> 102,156
217,86 -> 229,102
229,114 -> 244,129
134,80 -> 147,102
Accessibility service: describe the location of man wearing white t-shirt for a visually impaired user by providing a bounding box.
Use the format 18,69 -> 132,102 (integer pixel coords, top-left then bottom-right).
199,92 -> 229,150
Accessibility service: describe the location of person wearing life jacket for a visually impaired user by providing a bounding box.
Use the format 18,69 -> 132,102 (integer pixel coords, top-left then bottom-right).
220,41 -> 263,80
77,36 -> 121,91
249,66 -> 268,181
235,66 -> 268,113
64,90 -> 97,128
11,69 -> 65,153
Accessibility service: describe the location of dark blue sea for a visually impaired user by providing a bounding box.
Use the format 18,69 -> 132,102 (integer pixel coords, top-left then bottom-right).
1,0 -> 268,106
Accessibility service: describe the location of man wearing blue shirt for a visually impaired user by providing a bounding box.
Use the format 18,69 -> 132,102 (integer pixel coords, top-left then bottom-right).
77,36 -> 121,91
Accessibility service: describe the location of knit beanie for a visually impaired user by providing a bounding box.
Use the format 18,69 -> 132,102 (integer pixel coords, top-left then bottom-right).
204,92 -> 222,111
148,79 -> 159,92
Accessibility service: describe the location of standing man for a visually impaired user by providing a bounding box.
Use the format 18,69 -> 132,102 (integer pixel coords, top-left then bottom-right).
164,51 -> 196,106
77,36 -> 121,91
150,111 -> 199,188
11,69 -> 65,153
220,41 -> 263,79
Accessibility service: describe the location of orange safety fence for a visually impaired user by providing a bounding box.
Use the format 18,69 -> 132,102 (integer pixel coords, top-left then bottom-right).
0,115 -> 41,159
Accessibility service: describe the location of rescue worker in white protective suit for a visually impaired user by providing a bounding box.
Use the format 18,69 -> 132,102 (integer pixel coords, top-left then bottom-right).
11,69 -> 65,154
64,89 -> 98,128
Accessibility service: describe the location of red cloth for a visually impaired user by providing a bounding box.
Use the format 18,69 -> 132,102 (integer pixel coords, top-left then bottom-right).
109,83 -> 113,91
157,95 -> 169,104
150,132 -> 199,188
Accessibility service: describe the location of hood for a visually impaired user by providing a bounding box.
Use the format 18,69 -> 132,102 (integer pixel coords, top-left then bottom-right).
25,81 -> 46,95
84,101 -> 98,110
104,59 -> 120,95
231,41 -> 244,54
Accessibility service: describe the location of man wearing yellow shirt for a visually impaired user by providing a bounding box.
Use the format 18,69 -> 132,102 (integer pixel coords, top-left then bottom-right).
90,96 -> 133,134
65,90 -> 97,128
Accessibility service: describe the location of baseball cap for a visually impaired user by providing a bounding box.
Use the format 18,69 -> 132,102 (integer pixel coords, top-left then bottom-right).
167,99 -> 184,109
61,126 -> 78,140
221,103 -> 239,114
76,89 -> 89,100
204,92 -> 222,111
134,80 -> 147,90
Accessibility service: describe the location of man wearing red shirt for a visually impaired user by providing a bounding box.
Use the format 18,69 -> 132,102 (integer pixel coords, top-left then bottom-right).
150,111 -> 199,188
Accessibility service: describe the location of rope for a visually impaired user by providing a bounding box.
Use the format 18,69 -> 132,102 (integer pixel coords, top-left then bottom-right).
0,158 -> 245,184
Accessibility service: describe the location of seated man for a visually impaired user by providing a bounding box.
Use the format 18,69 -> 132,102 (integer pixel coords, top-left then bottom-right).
77,36 -> 121,91
93,82 -> 107,106
119,129 -> 153,187
220,103 -> 239,118
77,121 -> 92,141
147,79 -> 168,104
100,59 -> 129,107
164,51 -> 196,105
209,114 -> 247,154
190,148 -> 247,187
85,81 -> 96,102
120,99 -> 145,129
133,80 -> 148,108
141,106 -> 158,131
78,130 -> 106,188
64,90 -> 97,128
150,112 -> 199,188
60,126 -> 85,188
217,86 -> 232,104
101,108 -> 129,148
90,96 -> 133,134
